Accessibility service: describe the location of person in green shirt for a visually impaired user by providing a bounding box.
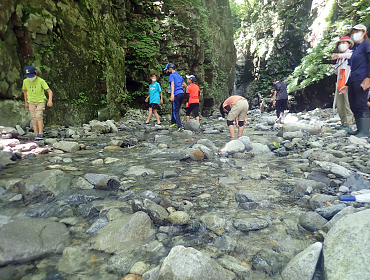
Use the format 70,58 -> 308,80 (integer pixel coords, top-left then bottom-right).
22,66 -> 53,140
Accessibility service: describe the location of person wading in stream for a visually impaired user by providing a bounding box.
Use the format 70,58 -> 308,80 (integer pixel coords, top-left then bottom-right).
339,24 -> 370,137
164,63 -> 186,131
331,36 -> 355,132
272,77 -> 288,124
219,95 -> 249,139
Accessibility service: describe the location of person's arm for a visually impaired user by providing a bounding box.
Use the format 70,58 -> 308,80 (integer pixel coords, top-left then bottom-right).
332,53 -> 352,60
160,91 -> 163,104
170,81 -> 175,101
46,88 -> 53,107
24,90 -> 29,109
361,52 -> 370,90
272,91 -> 277,106
182,82 -> 187,89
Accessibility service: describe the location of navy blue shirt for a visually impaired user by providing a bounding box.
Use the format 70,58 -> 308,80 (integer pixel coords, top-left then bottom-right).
168,72 -> 185,96
273,81 -> 288,100
349,40 -> 370,82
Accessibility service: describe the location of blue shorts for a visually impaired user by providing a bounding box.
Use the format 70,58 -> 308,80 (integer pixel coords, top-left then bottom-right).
149,103 -> 159,110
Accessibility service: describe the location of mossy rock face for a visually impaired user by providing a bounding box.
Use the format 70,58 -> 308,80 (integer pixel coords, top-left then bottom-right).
0,0 -> 235,126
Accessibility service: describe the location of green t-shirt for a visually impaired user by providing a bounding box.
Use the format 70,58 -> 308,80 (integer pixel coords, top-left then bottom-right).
22,77 -> 49,103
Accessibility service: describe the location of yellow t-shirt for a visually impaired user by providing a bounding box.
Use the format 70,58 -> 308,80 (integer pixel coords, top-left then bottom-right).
22,77 -> 49,103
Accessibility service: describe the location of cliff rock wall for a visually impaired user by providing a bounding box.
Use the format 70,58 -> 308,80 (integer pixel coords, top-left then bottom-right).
0,0 -> 236,127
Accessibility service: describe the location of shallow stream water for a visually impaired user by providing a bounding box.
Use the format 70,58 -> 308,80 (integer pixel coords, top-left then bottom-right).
0,117 -> 316,280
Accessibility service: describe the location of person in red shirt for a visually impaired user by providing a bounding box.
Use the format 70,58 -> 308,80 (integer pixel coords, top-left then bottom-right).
185,75 -> 201,122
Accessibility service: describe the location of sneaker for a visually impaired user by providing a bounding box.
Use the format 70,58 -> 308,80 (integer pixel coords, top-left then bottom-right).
177,127 -> 184,132
142,122 -> 150,125
169,123 -> 177,128
155,123 -> 162,127
35,134 -> 43,141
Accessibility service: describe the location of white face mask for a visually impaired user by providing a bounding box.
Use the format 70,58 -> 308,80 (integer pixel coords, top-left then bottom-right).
352,32 -> 363,43
27,76 -> 36,82
151,79 -> 156,82
338,43 -> 349,53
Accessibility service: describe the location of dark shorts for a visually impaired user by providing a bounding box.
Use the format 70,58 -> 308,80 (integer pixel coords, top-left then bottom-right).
149,103 -> 159,110
186,103 -> 199,117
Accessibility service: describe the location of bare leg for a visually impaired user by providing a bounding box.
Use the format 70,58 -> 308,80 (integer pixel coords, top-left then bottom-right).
196,116 -> 199,122
186,116 -> 190,121
153,109 -> 161,124
228,125 -> 236,138
37,119 -> 44,135
146,108 -> 153,123
33,121 -> 39,135
237,125 -> 244,137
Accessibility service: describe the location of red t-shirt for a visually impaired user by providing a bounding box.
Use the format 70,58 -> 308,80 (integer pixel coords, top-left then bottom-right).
186,83 -> 200,106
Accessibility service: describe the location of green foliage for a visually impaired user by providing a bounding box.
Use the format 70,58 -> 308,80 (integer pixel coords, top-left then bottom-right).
71,92 -> 88,105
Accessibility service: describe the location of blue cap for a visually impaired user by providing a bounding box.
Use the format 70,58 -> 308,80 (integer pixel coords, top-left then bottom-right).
24,66 -> 36,78
164,63 -> 175,70
186,75 -> 196,82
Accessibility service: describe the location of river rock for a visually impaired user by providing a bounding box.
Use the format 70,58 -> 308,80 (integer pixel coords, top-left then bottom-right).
238,136 -> 253,151
281,242 -> 322,280
250,142 -> 271,155
0,218 -> 70,266
92,211 -> 156,253
314,203 -> 347,220
348,135 -> 368,145
19,169 -> 73,202
106,120 -> 119,133
195,139 -> 218,152
309,194 -> 337,210
84,173 -> 119,186
89,120 -> 111,133
157,245 -> 235,280
298,212 -> 328,232
220,140 -> 245,154
233,218 -> 269,231
324,209 -> 370,279
344,173 -> 370,191
53,141 -> 80,153
168,211 -> 190,225
191,144 -> 213,159
184,119 -> 200,131
200,214 -> 226,231
312,161 -> 352,178
283,131 -> 304,140
56,246 -> 91,274
130,261 -> 150,275
125,166 -> 156,176
322,206 -> 356,232
131,198 -> 169,226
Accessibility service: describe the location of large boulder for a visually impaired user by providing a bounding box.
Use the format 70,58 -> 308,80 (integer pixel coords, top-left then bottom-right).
324,209 -> 370,280
281,242 -> 322,280
157,245 -> 235,280
53,141 -> 80,153
19,169 -> 73,202
0,218 -> 70,266
92,211 -> 156,254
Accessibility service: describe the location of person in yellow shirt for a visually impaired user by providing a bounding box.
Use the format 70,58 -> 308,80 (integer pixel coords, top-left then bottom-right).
22,66 -> 53,141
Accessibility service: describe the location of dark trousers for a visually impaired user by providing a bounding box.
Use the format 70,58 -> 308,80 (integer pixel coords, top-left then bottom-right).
348,81 -> 369,118
171,93 -> 184,128
276,99 -> 288,118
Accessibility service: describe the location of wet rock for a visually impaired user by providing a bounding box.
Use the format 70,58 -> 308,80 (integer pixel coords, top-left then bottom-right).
252,248 -> 287,276
24,202 -> 72,218
293,179 -> 326,195
56,246 -> 90,275
235,191 -> 256,203
314,203 -> 346,220
312,161 -> 352,178
298,212 -> 328,232
220,140 -> 245,154
162,170 -> 178,179
53,141 -> 80,153
84,173 -> 119,186
92,211 -> 156,253
142,266 -> 160,280
233,218 -> 269,232
218,177 -> 238,187
131,198 -> 169,226
309,194 -> 337,210
251,143 -> 271,155
283,131 -> 303,140
89,120 -> 111,133
195,139 -> 218,152
189,149 -> 204,161
157,245 -> 235,280
74,177 -> 94,190
218,255 -> 251,277
125,166 -> 156,176
260,116 -> 276,125
184,119 -> 200,132
19,169 -> 73,203
61,189 -> 109,206
0,151 -> 16,168
348,135 -> 368,146
154,135 -> 172,144
238,136 -> 253,151
322,206 -> 357,233
106,120 -> 118,133
324,209 -> 370,280
130,261 -> 150,275
168,211 -> 190,225
307,171 -> 331,185
281,242 -> 322,280
87,217 -> 108,235
344,173 -> 370,192
94,177 -> 121,191
200,214 -> 226,231
191,144 -> 213,159
0,218 -> 70,266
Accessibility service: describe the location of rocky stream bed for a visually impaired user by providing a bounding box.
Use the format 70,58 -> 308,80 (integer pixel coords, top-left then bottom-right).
0,108 -> 370,280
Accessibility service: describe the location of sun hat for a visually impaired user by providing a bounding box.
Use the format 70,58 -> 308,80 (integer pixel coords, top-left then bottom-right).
23,66 -> 36,78
186,75 -> 196,82
335,36 -> 354,48
350,24 -> 367,33
164,63 -> 175,70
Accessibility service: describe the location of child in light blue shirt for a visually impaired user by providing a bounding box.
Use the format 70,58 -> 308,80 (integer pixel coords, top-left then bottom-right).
144,73 -> 163,125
